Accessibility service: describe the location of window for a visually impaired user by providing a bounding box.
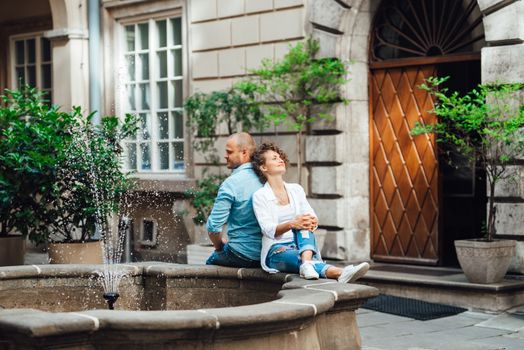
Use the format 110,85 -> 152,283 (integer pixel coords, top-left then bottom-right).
121,17 -> 185,173
11,35 -> 53,102
140,218 -> 157,246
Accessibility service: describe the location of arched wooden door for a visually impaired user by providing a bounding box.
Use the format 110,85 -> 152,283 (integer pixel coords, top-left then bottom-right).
369,0 -> 485,265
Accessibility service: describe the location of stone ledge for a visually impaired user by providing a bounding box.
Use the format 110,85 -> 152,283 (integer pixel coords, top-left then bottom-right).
0,311 -> 98,337
481,44 -> 524,83
0,263 -> 378,348
484,1 -> 524,43
478,0 -> 519,14
493,165 -> 524,198
0,264 -> 142,280
493,202 -> 524,236
305,134 -> 345,163
308,0 -> 348,34
360,263 -> 524,312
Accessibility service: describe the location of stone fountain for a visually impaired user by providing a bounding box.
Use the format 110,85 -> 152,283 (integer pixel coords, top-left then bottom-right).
0,263 -> 377,349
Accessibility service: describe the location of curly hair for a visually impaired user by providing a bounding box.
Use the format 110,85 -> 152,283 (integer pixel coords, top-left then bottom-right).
251,142 -> 289,183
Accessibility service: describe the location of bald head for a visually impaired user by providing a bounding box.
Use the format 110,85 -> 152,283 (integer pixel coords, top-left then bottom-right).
230,132 -> 256,157
224,132 -> 256,169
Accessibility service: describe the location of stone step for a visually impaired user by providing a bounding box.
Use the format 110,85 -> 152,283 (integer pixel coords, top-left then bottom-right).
357,263 -> 524,313
186,244 -> 214,265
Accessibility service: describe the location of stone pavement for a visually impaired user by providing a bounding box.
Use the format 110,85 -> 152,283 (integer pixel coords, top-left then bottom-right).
357,308 -> 524,350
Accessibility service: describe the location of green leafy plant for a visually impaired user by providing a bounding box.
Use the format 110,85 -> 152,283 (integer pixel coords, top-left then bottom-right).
0,86 -> 73,241
0,85 -> 138,244
250,37 -> 350,182
184,173 -> 227,226
412,77 -> 524,241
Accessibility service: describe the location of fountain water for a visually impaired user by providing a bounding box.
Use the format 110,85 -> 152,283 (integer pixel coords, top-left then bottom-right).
65,119 -> 131,309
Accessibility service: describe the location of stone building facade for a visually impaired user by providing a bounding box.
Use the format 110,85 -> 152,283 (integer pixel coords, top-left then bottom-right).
1,0 -> 523,271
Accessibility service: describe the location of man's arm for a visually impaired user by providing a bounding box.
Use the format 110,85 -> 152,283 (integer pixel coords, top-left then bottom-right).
208,232 -> 226,251
206,182 -> 234,251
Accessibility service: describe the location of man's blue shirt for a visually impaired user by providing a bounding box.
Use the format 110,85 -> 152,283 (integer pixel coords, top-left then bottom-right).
206,163 -> 263,261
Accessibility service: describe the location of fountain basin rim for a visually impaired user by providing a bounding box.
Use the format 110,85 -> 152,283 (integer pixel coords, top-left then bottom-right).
0,263 -> 378,340
0,283 -> 375,337
0,264 -> 143,280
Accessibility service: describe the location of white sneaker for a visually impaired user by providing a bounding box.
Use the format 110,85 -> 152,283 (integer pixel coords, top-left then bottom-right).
338,262 -> 370,283
300,262 -> 319,280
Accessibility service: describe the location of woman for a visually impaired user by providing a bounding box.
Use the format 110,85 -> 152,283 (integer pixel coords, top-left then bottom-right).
252,142 -> 369,282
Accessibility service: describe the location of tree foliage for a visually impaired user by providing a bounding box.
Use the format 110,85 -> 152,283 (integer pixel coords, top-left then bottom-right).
249,37 -> 350,182
412,77 -> 524,241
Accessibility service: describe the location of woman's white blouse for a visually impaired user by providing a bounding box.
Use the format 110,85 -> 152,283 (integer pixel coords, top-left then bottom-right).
252,182 -> 318,273
276,203 -> 295,242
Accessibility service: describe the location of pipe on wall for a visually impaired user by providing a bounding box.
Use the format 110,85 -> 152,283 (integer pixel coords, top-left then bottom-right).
88,0 -> 101,123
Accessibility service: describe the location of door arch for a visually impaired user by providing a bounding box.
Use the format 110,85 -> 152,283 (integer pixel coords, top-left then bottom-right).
369,0 -> 485,265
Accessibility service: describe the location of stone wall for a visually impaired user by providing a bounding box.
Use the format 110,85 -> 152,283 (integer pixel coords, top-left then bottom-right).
477,0 -> 524,273
188,0 -> 307,182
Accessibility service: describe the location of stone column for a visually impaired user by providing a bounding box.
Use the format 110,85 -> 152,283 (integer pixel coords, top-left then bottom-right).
306,0 -> 374,262
478,0 -> 524,272
46,0 -> 89,111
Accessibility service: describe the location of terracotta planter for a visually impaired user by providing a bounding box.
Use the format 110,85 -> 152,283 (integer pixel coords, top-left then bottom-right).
48,241 -> 103,264
455,239 -> 516,284
0,236 -> 25,266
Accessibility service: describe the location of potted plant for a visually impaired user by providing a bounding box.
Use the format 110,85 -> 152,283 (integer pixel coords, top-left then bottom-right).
412,77 -> 524,283
46,108 -> 138,264
0,86 -> 138,264
0,87 -> 74,265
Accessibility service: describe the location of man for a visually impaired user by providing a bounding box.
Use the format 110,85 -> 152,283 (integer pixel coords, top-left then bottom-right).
205,132 -> 263,267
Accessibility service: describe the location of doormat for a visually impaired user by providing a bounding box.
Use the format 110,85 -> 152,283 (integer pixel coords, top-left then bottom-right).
362,294 -> 467,321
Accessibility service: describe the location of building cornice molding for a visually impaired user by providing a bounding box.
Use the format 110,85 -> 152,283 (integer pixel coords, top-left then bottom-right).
43,28 -> 89,40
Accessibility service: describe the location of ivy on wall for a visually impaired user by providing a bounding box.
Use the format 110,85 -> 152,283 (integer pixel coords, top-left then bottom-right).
184,38 -> 350,225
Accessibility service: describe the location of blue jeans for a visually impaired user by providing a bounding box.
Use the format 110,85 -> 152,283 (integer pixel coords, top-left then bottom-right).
206,243 -> 260,268
266,229 -> 330,277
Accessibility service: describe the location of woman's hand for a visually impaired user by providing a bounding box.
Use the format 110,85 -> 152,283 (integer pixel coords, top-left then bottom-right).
291,214 -> 316,231
310,216 -> 318,231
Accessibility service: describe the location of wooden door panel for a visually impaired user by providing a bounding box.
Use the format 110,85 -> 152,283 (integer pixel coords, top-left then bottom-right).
370,65 -> 439,265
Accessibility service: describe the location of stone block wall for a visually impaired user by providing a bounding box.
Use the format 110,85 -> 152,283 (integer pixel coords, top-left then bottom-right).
188,0 -> 307,180
478,0 -> 524,273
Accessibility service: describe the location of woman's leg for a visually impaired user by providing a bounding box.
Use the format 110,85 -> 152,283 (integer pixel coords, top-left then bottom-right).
324,266 -> 343,279
324,262 -> 370,283
266,244 -> 301,274
293,229 -> 319,262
